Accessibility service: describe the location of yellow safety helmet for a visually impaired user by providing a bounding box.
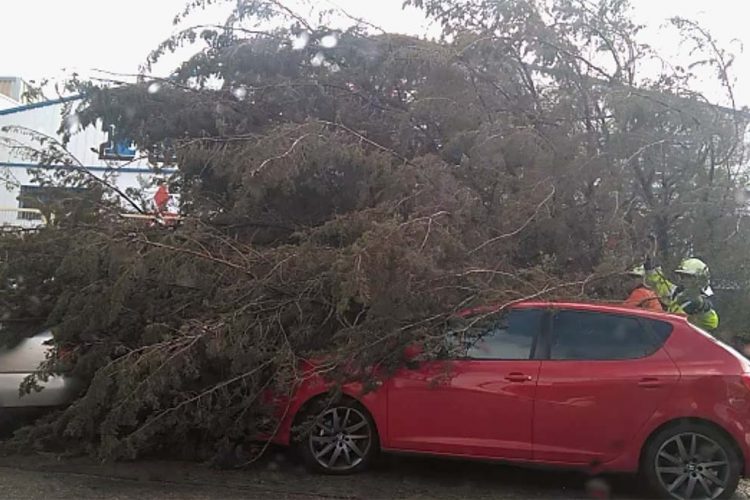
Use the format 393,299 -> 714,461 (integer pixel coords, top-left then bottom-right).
626,265 -> 646,277
674,258 -> 710,290
674,258 -> 709,279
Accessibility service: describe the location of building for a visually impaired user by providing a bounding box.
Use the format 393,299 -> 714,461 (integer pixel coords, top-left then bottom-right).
0,77 -> 31,105
0,87 -> 175,227
0,77 -> 30,110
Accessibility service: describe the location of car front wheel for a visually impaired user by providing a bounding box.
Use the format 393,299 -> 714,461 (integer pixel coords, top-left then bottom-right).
643,423 -> 741,500
299,400 -> 378,474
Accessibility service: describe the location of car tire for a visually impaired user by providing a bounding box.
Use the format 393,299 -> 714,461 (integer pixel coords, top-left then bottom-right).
642,422 -> 741,499
297,398 -> 378,475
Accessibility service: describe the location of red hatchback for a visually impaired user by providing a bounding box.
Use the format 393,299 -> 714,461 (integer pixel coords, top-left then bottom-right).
272,302 -> 750,500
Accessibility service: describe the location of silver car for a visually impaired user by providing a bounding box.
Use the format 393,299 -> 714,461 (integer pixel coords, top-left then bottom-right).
0,331 -> 79,423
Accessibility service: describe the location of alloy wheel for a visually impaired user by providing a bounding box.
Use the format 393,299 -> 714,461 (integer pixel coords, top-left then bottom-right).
308,406 -> 373,472
655,432 -> 731,500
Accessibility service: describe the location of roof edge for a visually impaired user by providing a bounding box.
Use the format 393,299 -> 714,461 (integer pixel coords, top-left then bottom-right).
0,161 -> 177,175
0,95 -> 84,117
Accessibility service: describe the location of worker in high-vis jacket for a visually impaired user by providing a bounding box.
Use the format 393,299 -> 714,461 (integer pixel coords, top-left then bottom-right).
624,265 -> 663,312
644,257 -> 719,332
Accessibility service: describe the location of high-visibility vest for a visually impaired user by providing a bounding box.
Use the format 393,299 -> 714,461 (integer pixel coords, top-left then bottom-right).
645,269 -> 719,331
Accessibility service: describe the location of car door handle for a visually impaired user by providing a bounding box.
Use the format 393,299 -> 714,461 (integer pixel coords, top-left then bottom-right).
638,377 -> 662,389
505,372 -> 532,383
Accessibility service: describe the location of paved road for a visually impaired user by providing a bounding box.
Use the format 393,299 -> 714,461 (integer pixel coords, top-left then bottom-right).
0,452 -> 748,499
0,467 -> 303,499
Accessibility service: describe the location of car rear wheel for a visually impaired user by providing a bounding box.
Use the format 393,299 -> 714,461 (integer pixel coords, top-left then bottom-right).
298,399 -> 378,474
643,423 -> 741,500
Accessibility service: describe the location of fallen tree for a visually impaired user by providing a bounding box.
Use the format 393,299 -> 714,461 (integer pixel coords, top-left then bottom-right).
2,0 -> 750,461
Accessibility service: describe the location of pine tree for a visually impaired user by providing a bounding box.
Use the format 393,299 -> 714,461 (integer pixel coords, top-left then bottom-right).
2,0 -> 749,460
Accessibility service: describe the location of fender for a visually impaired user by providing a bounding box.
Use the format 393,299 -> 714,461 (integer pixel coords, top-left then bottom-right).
601,374 -> 750,475
271,376 -> 388,446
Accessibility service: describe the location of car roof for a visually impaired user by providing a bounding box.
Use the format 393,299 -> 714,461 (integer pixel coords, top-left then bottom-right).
458,301 -> 686,324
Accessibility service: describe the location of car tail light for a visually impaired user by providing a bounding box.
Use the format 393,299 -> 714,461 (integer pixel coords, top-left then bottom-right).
740,373 -> 750,393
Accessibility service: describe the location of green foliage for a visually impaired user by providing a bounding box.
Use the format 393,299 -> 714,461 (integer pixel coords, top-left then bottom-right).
3,0 -> 750,460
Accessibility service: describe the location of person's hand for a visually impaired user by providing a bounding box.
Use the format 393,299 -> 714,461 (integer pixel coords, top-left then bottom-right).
682,295 -> 707,315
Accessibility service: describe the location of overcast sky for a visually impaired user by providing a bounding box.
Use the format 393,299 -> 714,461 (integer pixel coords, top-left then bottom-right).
2,0 -> 748,105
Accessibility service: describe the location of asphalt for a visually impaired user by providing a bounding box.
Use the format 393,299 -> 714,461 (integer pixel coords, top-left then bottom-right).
0,452 -> 748,499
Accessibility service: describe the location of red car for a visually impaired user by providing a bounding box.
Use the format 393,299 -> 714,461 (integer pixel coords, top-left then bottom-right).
272,302 -> 750,500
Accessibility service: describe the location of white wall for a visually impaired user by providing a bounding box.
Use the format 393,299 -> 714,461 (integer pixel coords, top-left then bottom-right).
0,93 -> 17,111
0,96 -> 173,211
0,167 -> 156,208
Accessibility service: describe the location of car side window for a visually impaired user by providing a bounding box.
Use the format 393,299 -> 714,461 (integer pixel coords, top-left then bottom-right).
642,318 -> 673,346
550,310 -> 658,360
458,309 -> 543,360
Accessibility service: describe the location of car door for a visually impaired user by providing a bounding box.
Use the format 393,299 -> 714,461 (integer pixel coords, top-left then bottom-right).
385,307 -> 547,460
0,331 -> 77,408
533,309 -> 680,465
